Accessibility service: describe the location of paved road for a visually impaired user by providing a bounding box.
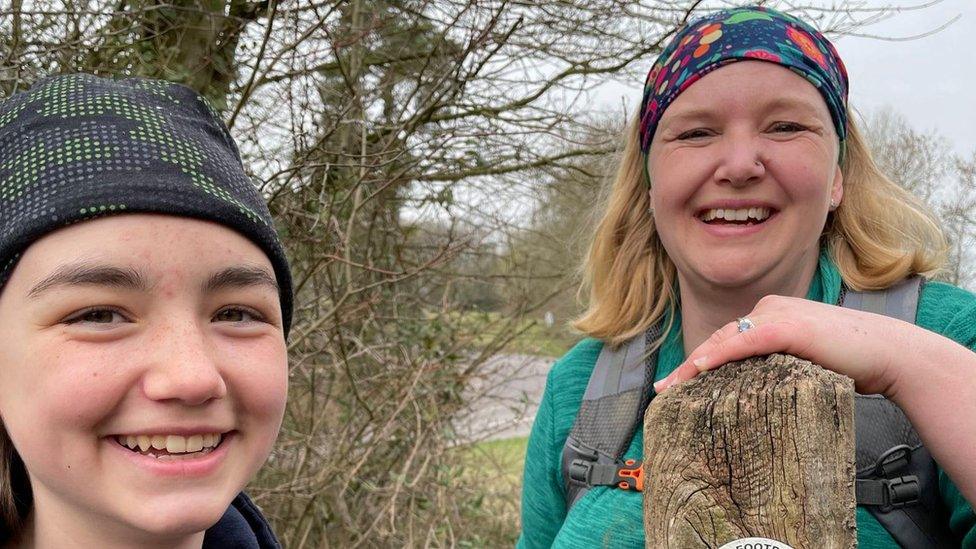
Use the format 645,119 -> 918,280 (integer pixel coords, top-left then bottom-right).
453,353 -> 554,443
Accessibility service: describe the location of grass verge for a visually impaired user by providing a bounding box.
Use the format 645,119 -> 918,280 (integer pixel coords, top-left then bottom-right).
454,436 -> 529,547
455,310 -> 577,357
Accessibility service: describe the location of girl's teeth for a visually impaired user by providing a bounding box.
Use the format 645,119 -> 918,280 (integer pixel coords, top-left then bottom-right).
186,435 -> 204,453
116,433 -> 224,455
166,435 -> 187,453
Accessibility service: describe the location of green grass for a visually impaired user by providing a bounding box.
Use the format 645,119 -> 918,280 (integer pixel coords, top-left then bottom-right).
454,436 -> 529,546
462,436 -> 528,478
455,310 -> 577,357
506,319 -> 577,357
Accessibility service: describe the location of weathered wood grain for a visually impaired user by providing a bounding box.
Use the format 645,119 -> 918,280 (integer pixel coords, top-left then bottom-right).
643,354 -> 857,548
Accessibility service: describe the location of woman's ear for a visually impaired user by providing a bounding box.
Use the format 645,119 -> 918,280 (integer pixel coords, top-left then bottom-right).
830,164 -> 843,210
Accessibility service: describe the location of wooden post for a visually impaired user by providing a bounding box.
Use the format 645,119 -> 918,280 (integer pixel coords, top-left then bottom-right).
643,354 -> 857,548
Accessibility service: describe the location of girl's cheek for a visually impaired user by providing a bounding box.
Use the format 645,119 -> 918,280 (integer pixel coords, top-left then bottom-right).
29,344 -> 135,423
0,343 -> 129,463
221,340 -> 288,420
253,354 -> 289,419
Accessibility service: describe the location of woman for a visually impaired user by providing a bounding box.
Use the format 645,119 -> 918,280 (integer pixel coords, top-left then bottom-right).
518,6 -> 975,547
0,74 -> 291,547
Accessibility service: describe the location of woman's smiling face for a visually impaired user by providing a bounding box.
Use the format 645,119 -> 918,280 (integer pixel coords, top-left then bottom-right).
0,214 -> 287,544
647,60 -> 843,292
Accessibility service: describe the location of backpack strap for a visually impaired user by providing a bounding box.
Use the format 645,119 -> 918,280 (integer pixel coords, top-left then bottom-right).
845,277 -> 960,548
853,396 -> 959,548
840,275 -> 922,322
561,324 -> 660,509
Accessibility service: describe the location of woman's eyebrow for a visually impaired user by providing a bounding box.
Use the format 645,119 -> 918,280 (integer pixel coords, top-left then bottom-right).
660,97 -> 824,128
659,108 -> 717,129
28,263 -> 150,299
203,265 -> 280,295
762,96 -> 824,117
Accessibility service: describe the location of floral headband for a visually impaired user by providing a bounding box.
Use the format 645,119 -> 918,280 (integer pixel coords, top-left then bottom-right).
638,6 -> 849,161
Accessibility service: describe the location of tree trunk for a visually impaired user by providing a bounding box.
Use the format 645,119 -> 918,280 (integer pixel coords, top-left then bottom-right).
642,354 -> 857,548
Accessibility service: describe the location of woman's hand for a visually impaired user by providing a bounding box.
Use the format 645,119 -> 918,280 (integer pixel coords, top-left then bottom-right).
653,294 -> 976,504
653,295 -> 916,396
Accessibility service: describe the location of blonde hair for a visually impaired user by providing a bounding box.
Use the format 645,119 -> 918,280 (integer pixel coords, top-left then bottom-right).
573,112 -> 947,347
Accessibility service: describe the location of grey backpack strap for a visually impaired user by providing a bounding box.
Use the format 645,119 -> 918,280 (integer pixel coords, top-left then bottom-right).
561,324 -> 660,510
841,275 -> 922,322
844,277 -> 960,548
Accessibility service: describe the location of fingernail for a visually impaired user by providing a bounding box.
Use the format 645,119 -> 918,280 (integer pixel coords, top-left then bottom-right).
693,356 -> 708,370
653,378 -> 668,393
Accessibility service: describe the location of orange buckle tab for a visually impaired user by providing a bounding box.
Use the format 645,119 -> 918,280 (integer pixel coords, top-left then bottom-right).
616,459 -> 644,491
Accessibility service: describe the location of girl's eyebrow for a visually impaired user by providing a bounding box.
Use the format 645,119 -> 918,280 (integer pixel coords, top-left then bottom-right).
202,265 -> 280,295
26,263 -> 279,300
28,263 -> 150,299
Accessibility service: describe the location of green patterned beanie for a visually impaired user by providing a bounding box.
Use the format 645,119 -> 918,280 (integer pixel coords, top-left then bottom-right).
0,74 -> 293,336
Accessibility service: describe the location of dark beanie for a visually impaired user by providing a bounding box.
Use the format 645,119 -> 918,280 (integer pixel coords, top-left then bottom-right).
0,74 -> 293,336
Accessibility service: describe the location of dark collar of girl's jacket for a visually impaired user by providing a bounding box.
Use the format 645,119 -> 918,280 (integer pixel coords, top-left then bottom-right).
203,492 -> 280,549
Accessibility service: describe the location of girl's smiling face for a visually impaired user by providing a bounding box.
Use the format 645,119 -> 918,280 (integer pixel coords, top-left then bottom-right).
647,60 -> 844,293
0,214 -> 287,545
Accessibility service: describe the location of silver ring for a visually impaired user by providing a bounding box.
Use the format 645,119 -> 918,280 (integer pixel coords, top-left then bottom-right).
736,317 -> 755,333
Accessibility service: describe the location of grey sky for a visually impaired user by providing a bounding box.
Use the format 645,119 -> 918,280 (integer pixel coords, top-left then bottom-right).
594,0 -> 975,156
836,0 -> 975,155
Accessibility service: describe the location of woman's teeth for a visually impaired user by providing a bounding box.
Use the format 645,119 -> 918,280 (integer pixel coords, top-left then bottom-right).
115,433 -> 223,458
700,207 -> 771,223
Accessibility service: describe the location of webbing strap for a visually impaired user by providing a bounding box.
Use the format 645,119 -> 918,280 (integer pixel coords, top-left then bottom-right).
856,477 -> 921,509
563,439 -> 619,509
569,462 -> 619,486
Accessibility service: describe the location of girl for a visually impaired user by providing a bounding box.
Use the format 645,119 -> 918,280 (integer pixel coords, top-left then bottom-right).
0,74 -> 292,548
